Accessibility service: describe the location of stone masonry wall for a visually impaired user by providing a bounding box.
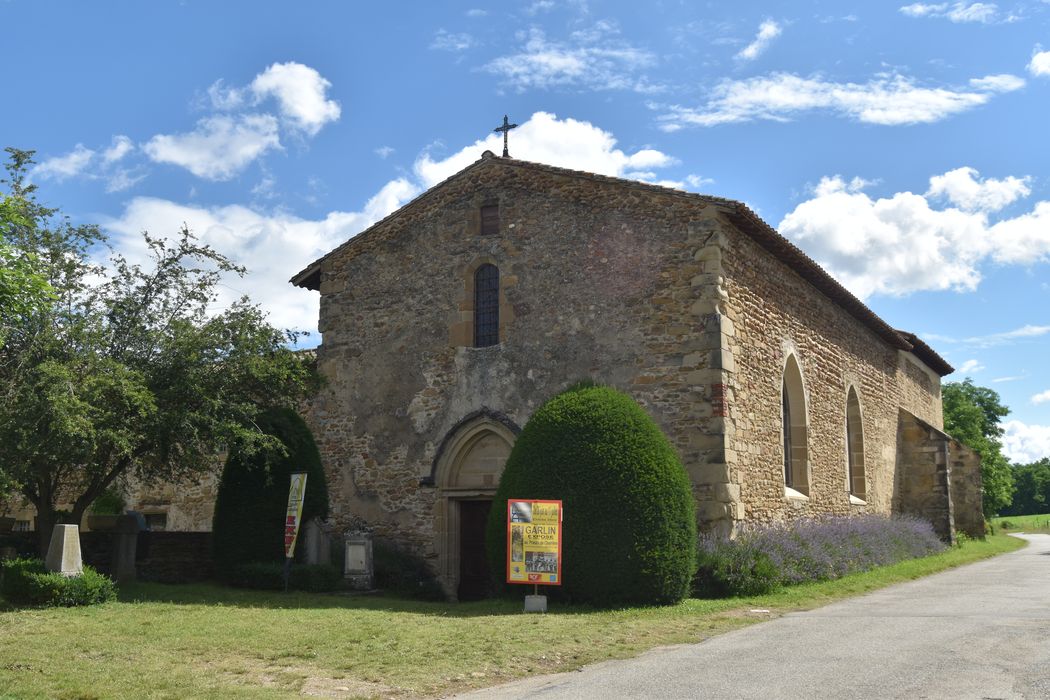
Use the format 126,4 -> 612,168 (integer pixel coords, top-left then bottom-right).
718,216 -> 945,525
896,410 -> 954,541
306,157 -> 731,557
949,439 -> 984,538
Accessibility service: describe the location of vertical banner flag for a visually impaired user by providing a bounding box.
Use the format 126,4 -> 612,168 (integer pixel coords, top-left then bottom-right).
506,499 -> 562,585
284,472 -> 308,559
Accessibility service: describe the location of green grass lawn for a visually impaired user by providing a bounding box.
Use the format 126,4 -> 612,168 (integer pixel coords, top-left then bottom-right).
991,513 -> 1050,534
0,534 -> 1025,700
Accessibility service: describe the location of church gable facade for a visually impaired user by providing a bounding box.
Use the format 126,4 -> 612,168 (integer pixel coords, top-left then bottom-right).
292,152 -> 982,598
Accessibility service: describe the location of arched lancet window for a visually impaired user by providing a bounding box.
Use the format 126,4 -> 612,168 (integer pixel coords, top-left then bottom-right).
846,387 -> 866,501
782,355 -> 810,497
474,264 -> 499,347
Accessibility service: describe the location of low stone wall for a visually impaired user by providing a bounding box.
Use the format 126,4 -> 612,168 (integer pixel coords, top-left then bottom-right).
136,532 -> 213,583
4,530 -> 214,584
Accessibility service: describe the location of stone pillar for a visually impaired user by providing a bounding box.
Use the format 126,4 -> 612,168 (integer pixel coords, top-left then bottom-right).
688,225 -> 741,537
44,524 -> 83,577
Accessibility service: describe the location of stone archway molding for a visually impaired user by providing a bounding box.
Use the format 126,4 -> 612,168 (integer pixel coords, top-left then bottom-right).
420,408 -> 521,486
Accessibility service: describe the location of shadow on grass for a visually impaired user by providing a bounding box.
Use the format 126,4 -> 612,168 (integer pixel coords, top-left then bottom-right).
114,581 -> 633,617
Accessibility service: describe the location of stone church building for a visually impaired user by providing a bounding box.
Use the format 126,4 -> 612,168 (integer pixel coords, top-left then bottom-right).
290,151 -> 982,599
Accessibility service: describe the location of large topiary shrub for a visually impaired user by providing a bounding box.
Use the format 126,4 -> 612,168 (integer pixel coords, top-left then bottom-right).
212,407 -> 329,581
485,383 -> 697,606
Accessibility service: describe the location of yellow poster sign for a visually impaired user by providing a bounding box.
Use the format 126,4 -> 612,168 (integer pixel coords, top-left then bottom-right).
505,499 -> 562,586
284,472 -> 308,559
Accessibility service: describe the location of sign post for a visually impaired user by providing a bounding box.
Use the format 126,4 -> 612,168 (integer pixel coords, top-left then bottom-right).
505,499 -> 562,612
283,472 -> 308,591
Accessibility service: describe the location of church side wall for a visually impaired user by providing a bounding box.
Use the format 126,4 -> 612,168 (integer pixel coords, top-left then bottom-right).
307,163 -> 730,563
719,220 -> 944,523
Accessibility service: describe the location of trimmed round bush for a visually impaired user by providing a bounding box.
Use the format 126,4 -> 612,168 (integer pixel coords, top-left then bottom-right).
485,383 -> 697,606
212,407 -> 329,581
1,558 -> 116,607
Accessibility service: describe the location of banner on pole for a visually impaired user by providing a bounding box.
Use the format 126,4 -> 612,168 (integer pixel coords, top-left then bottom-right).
284,472 -> 308,559
505,499 -> 562,585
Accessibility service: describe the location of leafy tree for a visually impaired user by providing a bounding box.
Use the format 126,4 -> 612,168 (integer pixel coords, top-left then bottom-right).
942,379 -> 1014,517
0,148 -> 318,554
1000,458 -> 1050,516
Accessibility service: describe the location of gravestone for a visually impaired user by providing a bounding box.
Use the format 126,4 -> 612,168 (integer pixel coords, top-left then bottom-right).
303,517 -> 332,566
343,531 -> 374,590
44,524 -> 83,576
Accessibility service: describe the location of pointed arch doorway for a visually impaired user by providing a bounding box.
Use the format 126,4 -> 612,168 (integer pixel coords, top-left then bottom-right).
432,411 -> 517,600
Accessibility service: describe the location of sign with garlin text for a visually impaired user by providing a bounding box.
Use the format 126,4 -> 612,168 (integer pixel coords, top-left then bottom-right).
506,499 -> 562,585
284,472 -> 308,559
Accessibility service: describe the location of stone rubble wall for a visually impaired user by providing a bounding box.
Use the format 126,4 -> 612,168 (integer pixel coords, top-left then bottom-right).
896,409 -> 955,541
307,158 -> 730,557
949,439 -> 985,538
717,213 -> 947,526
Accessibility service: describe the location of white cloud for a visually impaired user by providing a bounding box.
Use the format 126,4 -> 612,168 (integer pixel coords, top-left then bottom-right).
146,62 -> 339,180
968,74 -> 1025,92
105,169 -> 147,193
143,114 -> 281,181
413,111 -> 677,188
484,27 -> 659,93
1031,390 -> 1050,404
899,2 -> 1000,23
685,174 -> 715,190
965,325 -> 1050,348
1028,48 -> 1050,77
206,79 -> 246,110
992,375 -> 1024,383
250,62 -> 341,136
1002,420 -> 1050,463
778,169 -> 1050,299
657,71 -> 1022,130
955,359 -> 984,374
103,135 -> 134,163
466,8 -> 487,17
33,144 -> 95,181
736,19 -> 782,61
102,178 -> 417,332
927,166 -> 1030,212
375,146 -> 395,159
430,29 -> 475,52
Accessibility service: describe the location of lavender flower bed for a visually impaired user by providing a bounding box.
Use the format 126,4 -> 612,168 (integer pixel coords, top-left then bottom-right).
694,515 -> 946,597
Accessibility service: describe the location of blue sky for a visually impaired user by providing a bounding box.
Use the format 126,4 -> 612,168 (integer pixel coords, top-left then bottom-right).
4,0 -> 1050,461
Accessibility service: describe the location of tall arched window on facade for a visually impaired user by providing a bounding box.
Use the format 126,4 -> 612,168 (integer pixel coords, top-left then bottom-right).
782,355 -> 810,497
474,264 -> 499,347
846,386 -> 866,501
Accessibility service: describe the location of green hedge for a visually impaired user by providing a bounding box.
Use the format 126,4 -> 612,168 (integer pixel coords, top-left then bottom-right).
212,407 -> 329,581
485,383 -> 697,606
224,561 -> 343,592
1,558 -> 116,607
373,541 -> 445,601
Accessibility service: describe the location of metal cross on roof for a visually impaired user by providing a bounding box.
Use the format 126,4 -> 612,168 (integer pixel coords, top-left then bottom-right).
493,114 -> 518,158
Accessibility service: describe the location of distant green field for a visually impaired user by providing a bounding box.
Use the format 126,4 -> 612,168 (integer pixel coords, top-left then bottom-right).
992,513 -> 1050,534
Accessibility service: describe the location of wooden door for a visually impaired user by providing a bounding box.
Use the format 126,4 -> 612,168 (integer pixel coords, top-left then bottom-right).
458,500 -> 492,601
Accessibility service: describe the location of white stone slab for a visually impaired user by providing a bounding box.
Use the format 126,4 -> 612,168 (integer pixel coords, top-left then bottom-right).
44,524 -> 83,577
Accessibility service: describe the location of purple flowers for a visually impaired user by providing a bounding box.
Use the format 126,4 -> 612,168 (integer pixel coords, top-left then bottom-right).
694,515 -> 946,597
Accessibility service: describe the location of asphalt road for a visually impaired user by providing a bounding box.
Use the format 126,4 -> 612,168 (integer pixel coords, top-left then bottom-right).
460,534 -> 1050,700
